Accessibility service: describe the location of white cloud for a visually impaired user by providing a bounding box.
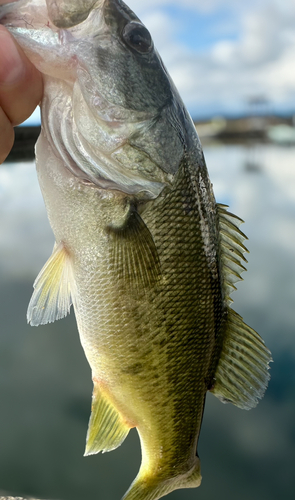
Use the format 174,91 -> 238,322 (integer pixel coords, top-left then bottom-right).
127,0 -> 295,117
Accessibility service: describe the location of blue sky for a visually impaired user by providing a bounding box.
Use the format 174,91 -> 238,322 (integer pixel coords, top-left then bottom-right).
162,4 -> 240,51
24,0 -> 295,124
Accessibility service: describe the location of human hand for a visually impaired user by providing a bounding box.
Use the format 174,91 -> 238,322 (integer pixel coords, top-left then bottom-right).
0,24 -> 43,163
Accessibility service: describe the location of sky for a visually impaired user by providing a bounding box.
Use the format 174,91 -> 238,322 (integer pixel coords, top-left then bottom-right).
25,0 -> 295,123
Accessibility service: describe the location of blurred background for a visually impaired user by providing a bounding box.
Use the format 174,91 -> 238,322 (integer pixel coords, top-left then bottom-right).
0,1 -> 295,499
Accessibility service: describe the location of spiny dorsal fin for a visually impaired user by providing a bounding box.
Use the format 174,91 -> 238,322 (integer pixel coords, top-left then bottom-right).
27,242 -> 74,326
211,309 -> 272,410
217,204 -> 248,303
85,381 -> 130,456
107,206 -> 161,289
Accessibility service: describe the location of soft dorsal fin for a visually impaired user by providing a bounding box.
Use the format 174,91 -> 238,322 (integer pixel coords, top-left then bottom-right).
217,204 -> 248,303
85,380 -> 130,456
211,309 -> 272,409
107,206 -> 161,289
27,242 -> 74,326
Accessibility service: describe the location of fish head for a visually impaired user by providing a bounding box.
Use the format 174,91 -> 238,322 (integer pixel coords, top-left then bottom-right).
0,0 -> 200,197
74,0 -> 177,128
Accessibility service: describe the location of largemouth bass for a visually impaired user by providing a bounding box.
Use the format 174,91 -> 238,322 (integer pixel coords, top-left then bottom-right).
0,1 -> 272,499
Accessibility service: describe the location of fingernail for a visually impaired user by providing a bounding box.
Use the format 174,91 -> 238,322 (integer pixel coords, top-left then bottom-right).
0,29 -> 25,85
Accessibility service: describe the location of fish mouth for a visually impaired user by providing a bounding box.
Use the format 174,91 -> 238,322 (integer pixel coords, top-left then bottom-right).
0,0 -> 132,30
0,1 -> 104,29
0,1 -> 131,51
45,0 -> 101,28
0,1 -> 107,78
47,0 -> 134,33
0,0 -> 177,197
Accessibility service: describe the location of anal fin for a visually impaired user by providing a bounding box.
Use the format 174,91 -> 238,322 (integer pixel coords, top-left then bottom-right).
85,381 -> 130,456
27,242 -> 74,326
211,308 -> 272,410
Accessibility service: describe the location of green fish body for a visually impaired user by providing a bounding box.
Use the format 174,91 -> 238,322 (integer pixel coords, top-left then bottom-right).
0,1 -> 272,499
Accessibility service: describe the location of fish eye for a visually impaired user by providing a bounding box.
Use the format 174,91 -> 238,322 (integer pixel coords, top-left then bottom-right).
122,22 -> 153,54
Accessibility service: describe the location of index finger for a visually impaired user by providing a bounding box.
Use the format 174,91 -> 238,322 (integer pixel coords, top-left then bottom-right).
0,25 -> 43,126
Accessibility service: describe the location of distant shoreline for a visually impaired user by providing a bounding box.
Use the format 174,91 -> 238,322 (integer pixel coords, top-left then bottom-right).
4,113 -> 295,163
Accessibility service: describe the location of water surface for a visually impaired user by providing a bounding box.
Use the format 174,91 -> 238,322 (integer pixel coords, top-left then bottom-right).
0,143 -> 294,500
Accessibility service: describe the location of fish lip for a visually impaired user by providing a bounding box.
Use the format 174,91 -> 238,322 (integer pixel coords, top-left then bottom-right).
0,1 -> 55,31
0,1 -> 105,34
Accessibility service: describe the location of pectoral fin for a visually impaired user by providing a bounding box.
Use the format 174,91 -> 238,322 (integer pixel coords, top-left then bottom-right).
27,242 -> 74,326
85,381 -> 130,455
211,308 -> 272,410
107,206 -> 161,288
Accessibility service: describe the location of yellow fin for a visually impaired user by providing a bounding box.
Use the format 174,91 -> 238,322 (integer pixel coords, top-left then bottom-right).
107,206 -> 161,289
211,309 -> 272,410
85,382 -> 130,456
27,242 -> 74,326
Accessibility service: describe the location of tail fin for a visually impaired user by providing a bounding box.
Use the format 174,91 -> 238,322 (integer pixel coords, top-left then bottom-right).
122,457 -> 201,500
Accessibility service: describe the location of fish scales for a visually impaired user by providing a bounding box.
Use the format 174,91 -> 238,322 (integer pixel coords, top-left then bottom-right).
126,158 -> 219,472
0,1 -> 272,499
